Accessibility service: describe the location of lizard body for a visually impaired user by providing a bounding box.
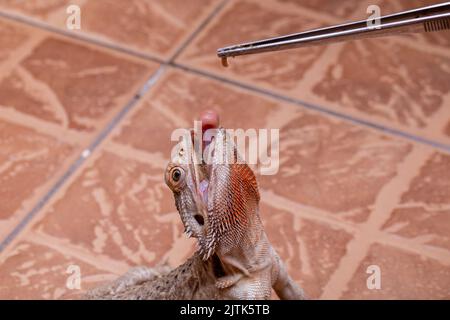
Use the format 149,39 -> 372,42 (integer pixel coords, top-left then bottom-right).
86,126 -> 305,300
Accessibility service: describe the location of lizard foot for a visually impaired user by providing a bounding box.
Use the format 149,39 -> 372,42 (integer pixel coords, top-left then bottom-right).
215,273 -> 243,289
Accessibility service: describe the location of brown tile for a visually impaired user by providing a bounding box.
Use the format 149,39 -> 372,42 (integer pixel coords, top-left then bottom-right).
277,0 -> 359,19
0,119 -> 74,238
179,0 -> 450,143
399,152 -> 450,207
113,68 -> 285,158
0,0 -> 220,59
178,0 -> 328,91
278,0 -> 449,48
355,0 -> 450,47
382,153 -> 450,250
342,243 -> 450,299
33,151 -> 184,266
0,23 -> 158,249
112,98 -> 180,158
79,0 -> 218,58
0,240 -> 115,299
311,39 -> 450,131
117,68 -> 418,226
0,0 -> 70,19
0,37 -> 155,132
261,203 -> 353,299
259,110 -> 412,223
0,19 -> 30,63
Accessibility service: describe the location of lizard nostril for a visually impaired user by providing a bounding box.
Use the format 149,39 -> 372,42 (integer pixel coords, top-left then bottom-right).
194,214 -> 204,226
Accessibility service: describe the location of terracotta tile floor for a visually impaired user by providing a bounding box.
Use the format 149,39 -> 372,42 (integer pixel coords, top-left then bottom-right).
0,0 -> 449,300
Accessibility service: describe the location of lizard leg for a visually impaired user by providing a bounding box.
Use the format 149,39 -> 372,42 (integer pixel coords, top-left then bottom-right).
222,274 -> 272,300
214,255 -> 246,290
272,254 -> 307,300
215,273 -> 243,289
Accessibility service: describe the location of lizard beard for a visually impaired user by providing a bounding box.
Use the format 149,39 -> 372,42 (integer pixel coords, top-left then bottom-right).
198,163 -> 260,261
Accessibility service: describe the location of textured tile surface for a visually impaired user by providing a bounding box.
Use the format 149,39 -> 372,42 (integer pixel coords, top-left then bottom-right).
311,40 -> 450,132
276,0 -> 358,19
0,20 -> 30,63
113,69 -> 284,158
0,18 -> 158,245
33,151 -> 184,266
342,243 -> 450,299
0,120 -> 74,239
3,68 -> 425,299
356,0 -> 450,47
1,37 -> 155,132
80,0 -> 218,58
259,111 -> 412,223
261,203 -> 353,299
382,153 -> 450,250
0,0 -> 449,301
178,0 -> 450,143
179,0 -> 328,91
0,0 -> 220,59
0,0 -> 70,19
0,240 -> 116,299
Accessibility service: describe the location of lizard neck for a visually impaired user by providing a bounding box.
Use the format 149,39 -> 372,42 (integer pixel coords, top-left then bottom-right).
215,210 -> 272,275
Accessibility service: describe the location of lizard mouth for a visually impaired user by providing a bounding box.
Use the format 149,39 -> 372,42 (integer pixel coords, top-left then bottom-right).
187,160 -> 215,241
181,163 -> 210,239
195,176 -> 210,227
192,173 -> 209,228
199,178 -> 209,205
181,131 -> 217,243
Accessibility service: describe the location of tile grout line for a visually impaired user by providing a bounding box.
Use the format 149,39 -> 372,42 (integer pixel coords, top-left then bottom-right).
0,0 -> 230,254
0,2 -> 448,251
0,5 -> 448,297
319,146 -> 433,299
1,7 -> 449,155
262,188 -> 450,266
3,2 -> 449,62
0,0 -> 226,67
25,230 -> 131,274
169,62 -> 450,154
0,65 -> 167,253
0,10 -> 165,65
169,0 -> 229,63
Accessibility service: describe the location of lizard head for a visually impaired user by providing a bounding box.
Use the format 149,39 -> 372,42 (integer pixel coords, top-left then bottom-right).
165,127 -> 260,260
165,129 -> 207,243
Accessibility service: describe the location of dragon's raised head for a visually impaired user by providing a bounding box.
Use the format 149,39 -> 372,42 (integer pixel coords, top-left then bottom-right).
165,127 -> 260,260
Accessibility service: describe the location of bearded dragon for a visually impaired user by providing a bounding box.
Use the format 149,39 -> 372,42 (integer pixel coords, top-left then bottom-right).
85,125 -> 305,300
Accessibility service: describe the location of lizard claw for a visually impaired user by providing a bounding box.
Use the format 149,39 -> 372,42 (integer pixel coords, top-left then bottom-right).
215,274 -> 242,289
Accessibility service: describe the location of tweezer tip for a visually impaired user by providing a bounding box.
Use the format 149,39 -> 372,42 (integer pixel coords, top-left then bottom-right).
216,48 -> 228,58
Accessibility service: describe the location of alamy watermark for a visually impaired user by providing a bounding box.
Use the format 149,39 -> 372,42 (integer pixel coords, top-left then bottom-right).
367,5 -> 381,29
366,265 -> 381,290
170,121 -> 279,176
66,264 -> 81,290
66,5 -> 81,30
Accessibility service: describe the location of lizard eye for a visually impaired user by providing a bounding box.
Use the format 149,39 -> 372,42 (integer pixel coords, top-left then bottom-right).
172,168 -> 181,182
165,166 -> 186,191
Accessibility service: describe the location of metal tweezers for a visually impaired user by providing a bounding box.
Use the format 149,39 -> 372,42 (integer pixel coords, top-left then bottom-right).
217,2 -> 450,65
